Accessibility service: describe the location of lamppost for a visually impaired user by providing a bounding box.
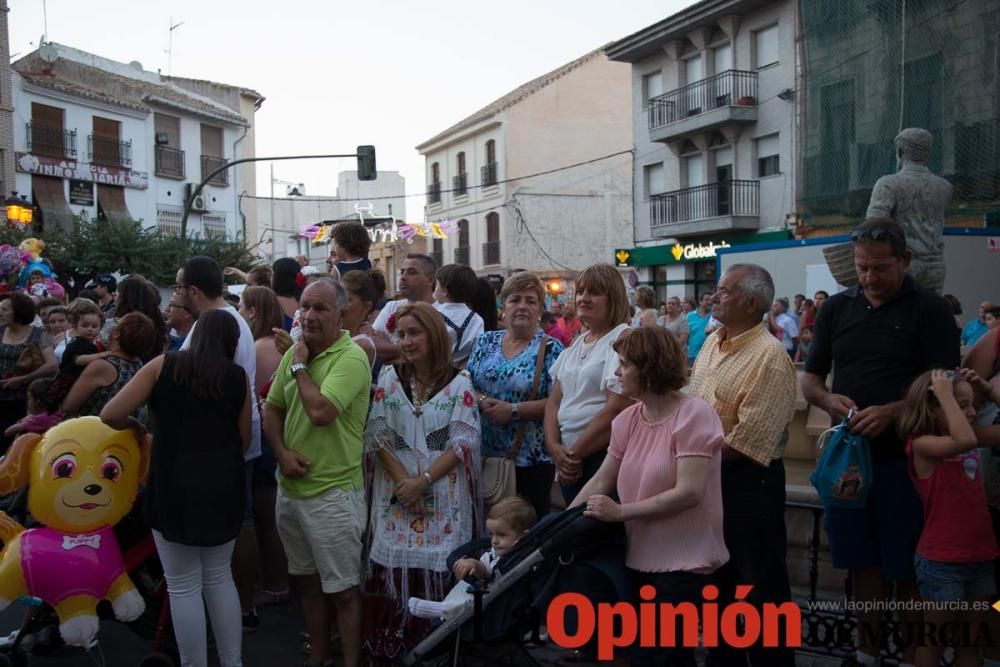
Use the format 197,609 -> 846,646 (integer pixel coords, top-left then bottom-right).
4,192 -> 34,227
180,146 -> 376,248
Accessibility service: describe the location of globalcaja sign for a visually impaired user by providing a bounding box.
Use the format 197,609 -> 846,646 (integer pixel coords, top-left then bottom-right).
614,231 -> 790,267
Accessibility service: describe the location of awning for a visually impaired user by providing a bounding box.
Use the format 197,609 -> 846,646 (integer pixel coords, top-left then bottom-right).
97,185 -> 132,221
31,176 -> 74,230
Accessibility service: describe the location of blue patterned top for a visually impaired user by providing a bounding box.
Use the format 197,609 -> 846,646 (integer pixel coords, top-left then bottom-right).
466,329 -> 564,467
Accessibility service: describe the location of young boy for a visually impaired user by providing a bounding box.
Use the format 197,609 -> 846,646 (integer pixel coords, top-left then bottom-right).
433,264 -> 485,367
453,497 -> 537,581
408,497 -> 536,620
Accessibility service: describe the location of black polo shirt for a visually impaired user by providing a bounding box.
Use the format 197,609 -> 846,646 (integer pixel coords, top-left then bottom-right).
805,274 -> 960,461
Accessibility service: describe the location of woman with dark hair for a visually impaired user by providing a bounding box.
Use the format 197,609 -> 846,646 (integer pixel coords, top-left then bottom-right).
471,277 -> 499,332
102,275 -> 167,360
0,292 -> 57,450
102,309 -> 251,667
271,258 -> 302,331
62,312 -> 157,418
368,268 -> 388,313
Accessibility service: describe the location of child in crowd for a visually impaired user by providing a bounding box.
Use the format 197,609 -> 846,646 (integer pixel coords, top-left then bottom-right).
28,269 -> 49,299
433,264 -> 485,367
408,497 -> 536,620
5,379 -> 62,437
899,368 -> 1000,667
45,300 -> 107,409
985,306 -> 1000,331
453,496 -> 537,582
794,325 -> 814,364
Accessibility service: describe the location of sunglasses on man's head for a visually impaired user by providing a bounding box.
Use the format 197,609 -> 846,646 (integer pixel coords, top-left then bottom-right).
850,226 -> 898,242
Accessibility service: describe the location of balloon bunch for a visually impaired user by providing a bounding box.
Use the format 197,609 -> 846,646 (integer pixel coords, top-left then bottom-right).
0,238 -> 65,299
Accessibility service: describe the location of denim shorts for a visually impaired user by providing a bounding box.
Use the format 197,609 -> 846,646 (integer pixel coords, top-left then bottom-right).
914,554 -> 996,602
824,460 -> 923,580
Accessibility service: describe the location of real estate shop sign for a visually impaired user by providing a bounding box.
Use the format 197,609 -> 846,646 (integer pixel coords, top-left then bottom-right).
16,152 -> 149,190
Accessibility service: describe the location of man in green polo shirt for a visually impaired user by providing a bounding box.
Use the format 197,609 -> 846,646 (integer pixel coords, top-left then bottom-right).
264,278 -> 370,667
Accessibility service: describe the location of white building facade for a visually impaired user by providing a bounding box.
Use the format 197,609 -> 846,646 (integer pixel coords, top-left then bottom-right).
416,47 -> 633,292
607,0 -> 799,299
11,43 -> 262,241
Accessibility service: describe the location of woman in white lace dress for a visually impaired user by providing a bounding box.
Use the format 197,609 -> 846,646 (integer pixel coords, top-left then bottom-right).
362,302 -> 482,664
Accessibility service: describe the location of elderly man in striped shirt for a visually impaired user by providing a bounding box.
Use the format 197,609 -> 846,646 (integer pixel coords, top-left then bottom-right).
689,263 -> 798,667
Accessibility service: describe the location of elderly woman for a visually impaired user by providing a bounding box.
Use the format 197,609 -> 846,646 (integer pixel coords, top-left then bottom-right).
544,264 -> 632,504
657,296 -> 690,348
0,292 -> 57,450
572,326 -> 728,666
363,302 -> 481,663
467,272 -> 565,518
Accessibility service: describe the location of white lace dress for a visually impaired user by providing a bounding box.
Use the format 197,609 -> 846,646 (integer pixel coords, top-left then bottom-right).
364,366 -> 482,602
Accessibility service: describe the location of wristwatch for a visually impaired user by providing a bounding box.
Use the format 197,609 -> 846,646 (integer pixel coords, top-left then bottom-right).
291,362 -> 308,377
510,402 -> 520,421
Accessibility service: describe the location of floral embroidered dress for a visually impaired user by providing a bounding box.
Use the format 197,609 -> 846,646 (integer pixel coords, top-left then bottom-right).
364,366 -> 482,592
363,366 -> 482,664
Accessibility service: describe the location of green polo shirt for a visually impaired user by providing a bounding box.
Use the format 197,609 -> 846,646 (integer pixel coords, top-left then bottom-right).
265,331 -> 371,498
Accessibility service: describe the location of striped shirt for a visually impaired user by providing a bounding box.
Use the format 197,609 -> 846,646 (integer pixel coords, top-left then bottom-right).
688,323 -> 797,466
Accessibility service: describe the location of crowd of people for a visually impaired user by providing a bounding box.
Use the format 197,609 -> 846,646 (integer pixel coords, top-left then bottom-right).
0,216 -> 996,667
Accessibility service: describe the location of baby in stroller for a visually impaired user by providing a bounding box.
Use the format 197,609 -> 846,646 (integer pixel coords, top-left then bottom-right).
409,497 -> 536,620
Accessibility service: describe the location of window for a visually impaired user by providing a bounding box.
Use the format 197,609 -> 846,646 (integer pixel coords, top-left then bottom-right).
754,24 -> 779,69
154,113 -> 184,179
203,214 -> 226,238
157,208 -> 183,236
29,103 -> 73,158
485,140 -> 496,164
201,124 -> 227,186
484,212 -> 500,265
756,134 -> 780,177
457,152 -> 466,175
642,71 -> 663,102
454,152 -> 468,196
431,162 -> 440,184
643,163 -> 665,199
431,238 -> 444,269
454,219 -> 470,265
483,140 -> 498,186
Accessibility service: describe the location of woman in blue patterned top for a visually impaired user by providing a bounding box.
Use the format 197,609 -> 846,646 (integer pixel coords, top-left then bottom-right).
467,273 -> 564,518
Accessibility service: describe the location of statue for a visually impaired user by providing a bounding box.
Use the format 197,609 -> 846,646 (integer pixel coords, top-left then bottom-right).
866,128 -> 953,292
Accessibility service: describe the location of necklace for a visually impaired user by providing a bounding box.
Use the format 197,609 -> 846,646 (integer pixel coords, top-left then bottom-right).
410,377 -> 428,417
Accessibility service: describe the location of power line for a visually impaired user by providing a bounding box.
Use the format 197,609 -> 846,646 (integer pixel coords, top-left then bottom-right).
255,149 -> 634,204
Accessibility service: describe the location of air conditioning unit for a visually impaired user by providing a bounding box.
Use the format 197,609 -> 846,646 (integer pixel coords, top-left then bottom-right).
185,183 -> 209,212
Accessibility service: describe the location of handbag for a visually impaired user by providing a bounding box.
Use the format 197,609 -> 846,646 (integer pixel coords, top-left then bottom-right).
810,414 -> 874,509
481,337 -> 550,507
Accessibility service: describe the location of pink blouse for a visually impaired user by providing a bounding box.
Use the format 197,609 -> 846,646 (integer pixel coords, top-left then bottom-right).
608,397 -> 729,574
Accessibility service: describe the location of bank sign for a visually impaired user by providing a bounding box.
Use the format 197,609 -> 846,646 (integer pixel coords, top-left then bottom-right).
614,231 -> 790,268
615,241 -> 731,267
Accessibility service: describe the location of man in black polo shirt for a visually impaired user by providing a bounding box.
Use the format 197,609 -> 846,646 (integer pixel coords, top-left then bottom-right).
802,218 -> 959,667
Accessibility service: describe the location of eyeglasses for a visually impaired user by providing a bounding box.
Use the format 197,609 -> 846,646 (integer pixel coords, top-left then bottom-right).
849,226 -> 897,243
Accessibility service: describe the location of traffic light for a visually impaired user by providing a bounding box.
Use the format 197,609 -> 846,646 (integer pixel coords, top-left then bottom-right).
357,145 -> 377,181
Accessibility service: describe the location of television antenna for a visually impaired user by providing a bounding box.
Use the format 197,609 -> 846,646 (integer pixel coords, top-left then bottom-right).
166,17 -> 184,79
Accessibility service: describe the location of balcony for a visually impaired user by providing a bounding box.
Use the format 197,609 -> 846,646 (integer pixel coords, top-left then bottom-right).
88,135 -> 132,168
482,241 -> 500,266
427,182 -> 441,205
155,145 -> 185,179
648,70 -> 758,143
649,179 -> 759,236
27,122 -> 77,159
201,155 -> 229,186
454,246 -> 470,265
481,162 -> 498,187
453,173 -> 468,197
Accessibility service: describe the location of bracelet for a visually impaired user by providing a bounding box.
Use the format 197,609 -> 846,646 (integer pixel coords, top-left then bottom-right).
423,471 -> 433,486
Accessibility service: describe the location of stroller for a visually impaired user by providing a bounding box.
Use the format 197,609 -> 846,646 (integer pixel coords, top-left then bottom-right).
0,489 -> 178,667
401,504 -> 630,667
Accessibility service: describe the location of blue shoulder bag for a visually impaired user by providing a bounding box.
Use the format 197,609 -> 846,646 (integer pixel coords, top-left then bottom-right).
810,412 -> 873,509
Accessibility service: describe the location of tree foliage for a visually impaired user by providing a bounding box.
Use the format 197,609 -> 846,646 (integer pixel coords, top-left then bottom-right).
0,216 -> 259,294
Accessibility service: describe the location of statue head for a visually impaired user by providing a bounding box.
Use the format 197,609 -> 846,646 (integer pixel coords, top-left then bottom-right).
895,128 -> 933,168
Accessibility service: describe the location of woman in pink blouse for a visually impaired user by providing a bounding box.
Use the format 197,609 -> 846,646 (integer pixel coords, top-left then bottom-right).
571,326 -> 728,667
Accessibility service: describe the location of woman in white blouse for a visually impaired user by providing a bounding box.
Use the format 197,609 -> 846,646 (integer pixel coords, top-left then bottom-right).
544,263 -> 633,504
